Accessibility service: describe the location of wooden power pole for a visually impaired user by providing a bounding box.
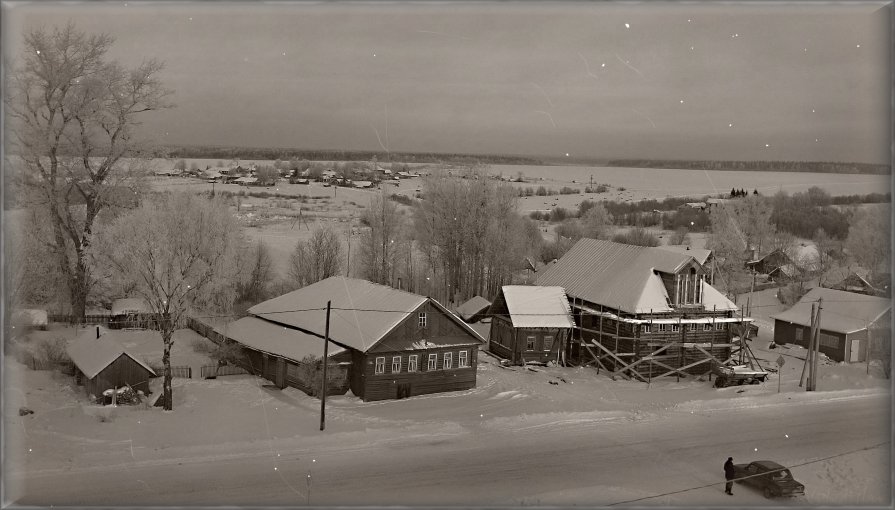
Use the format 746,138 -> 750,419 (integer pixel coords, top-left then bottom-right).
320,301 -> 331,431
809,298 -> 823,391
799,303 -> 816,388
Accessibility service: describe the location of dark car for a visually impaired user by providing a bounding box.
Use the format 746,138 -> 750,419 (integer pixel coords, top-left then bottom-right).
733,460 -> 805,498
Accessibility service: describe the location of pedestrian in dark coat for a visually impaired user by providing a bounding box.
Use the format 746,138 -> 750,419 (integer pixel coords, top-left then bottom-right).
724,457 -> 735,495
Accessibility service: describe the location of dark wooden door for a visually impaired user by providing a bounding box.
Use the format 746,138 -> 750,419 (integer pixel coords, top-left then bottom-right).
397,383 -> 411,399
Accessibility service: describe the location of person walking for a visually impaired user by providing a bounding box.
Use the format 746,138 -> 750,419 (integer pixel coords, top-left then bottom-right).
724,457 -> 735,495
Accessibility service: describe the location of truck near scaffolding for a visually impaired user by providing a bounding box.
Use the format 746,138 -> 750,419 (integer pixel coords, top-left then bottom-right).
534,238 -> 754,381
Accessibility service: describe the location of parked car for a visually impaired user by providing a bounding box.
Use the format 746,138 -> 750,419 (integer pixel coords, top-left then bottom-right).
733,460 -> 805,498
713,364 -> 769,387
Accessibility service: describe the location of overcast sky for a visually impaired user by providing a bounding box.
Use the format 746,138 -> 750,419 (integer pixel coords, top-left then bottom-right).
3,2 -> 891,163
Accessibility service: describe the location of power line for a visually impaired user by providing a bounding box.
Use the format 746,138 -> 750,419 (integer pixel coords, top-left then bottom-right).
607,441 -> 890,506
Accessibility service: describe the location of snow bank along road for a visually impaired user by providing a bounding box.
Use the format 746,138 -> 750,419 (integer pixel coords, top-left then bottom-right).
7,391 -> 889,506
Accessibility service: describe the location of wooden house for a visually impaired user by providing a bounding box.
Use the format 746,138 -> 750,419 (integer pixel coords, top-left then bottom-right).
456,296 -> 492,324
745,248 -> 792,275
770,287 -> 891,363
242,277 -> 485,401
535,239 -> 749,380
488,286 -> 574,365
829,270 -> 891,298
66,326 -> 156,398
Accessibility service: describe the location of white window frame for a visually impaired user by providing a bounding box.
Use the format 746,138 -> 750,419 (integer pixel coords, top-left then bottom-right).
392,356 -> 401,373
427,353 -> 437,370
543,335 -> 553,351
374,356 -> 385,374
688,323 -> 698,331
408,354 -> 419,372
671,323 -> 681,333
703,323 -> 712,331
715,322 -> 725,331
657,323 -> 668,332
642,323 -> 651,334
418,312 -> 427,328
526,336 -> 536,351
458,350 -> 468,368
443,352 -> 453,369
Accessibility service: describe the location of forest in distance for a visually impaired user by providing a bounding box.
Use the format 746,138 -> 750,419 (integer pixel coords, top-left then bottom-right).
161,145 -> 891,175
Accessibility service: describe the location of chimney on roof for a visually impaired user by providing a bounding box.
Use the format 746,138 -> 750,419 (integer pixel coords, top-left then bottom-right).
96,326 -> 100,339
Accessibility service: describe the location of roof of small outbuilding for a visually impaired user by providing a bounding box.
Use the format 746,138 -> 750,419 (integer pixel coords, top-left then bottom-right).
111,298 -> 151,316
66,326 -> 156,379
501,286 -> 574,329
456,296 -> 492,322
770,287 -> 891,334
225,316 -> 346,362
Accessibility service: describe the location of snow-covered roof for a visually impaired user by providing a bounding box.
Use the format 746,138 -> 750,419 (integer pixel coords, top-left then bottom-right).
655,245 -> 712,266
770,287 -> 891,334
502,286 -> 574,329
535,239 -> 707,314
456,296 -> 492,322
66,326 -> 156,379
111,297 -> 151,316
234,176 -> 257,183
353,181 -> 373,188
250,277 -> 484,352
700,281 -> 739,312
225,316 -> 346,362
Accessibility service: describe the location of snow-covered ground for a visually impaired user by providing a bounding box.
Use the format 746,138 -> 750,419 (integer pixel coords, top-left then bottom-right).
3,323 -> 891,506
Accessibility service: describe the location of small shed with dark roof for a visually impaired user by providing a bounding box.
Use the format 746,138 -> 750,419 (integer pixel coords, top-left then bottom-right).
66,326 -> 156,398
456,296 -> 492,323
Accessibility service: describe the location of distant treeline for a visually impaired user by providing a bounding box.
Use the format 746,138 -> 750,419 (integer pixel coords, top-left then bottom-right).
604,159 -> 891,175
161,146 -> 543,166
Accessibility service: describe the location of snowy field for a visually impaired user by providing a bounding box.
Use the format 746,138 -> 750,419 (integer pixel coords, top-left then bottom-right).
3,321 -> 891,506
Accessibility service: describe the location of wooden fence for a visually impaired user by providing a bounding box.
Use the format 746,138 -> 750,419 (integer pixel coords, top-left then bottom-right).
186,317 -> 229,345
48,314 -> 112,326
170,365 -> 192,378
200,364 -> 248,379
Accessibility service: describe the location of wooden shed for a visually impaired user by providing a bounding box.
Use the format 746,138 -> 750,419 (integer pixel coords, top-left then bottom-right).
246,277 -> 485,402
488,286 -> 574,365
66,326 -> 156,398
110,297 -> 153,330
771,287 -> 891,363
456,296 -> 492,324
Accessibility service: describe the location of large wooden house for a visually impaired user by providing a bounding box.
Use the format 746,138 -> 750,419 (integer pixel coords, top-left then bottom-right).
770,287 -> 891,363
488,286 -> 574,365
242,277 -> 485,401
535,239 -> 751,380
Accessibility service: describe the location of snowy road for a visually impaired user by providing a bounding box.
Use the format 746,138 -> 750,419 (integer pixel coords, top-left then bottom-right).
8,391 -> 889,506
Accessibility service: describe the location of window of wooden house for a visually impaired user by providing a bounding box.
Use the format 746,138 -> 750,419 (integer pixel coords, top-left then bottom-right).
418,312 -> 427,328
543,335 -> 554,351
392,356 -> 402,373
795,328 -> 803,341
657,323 -> 667,332
671,323 -> 680,332
408,354 -> 419,372
703,323 -> 712,331
444,352 -> 453,369
715,322 -> 725,331
642,323 -> 651,334
819,334 -> 839,348
688,323 -> 698,331
526,336 -> 536,351
374,357 -> 385,374
458,350 -> 469,368
428,353 -> 437,370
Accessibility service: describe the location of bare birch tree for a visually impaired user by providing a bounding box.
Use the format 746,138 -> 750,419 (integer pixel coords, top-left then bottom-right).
91,193 -> 241,410
6,23 -> 173,321
289,226 -> 342,288
358,193 -> 406,286
845,206 -> 891,280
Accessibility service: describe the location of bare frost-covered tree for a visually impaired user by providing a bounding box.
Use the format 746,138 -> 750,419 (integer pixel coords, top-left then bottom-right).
359,193 -> 406,286
236,240 -> 274,304
289,226 -> 342,288
6,23 -> 173,320
91,193 -> 240,411
707,195 -> 779,295
415,167 -> 538,303
846,206 -> 891,280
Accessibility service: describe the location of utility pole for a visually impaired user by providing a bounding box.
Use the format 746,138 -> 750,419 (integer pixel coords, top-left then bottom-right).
809,298 -> 822,391
320,301 -> 331,431
800,303 -> 816,387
